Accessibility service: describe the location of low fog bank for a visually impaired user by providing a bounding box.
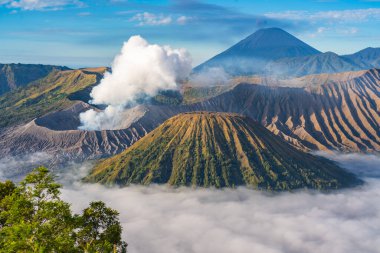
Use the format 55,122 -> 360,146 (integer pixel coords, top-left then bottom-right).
0,152 -> 53,181
314,151 -> 380,178
62,182 -> 380,253
1,152 -> 379,252
59,152 -> 380,253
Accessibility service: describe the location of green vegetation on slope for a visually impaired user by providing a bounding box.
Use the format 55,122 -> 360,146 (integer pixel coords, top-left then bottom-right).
86,112 -> 362,190
0,167 -> 127,253
0,63 -> 69,95
182,85 -> 234,104
151,90 -> 183,105
0,68 -> 105,128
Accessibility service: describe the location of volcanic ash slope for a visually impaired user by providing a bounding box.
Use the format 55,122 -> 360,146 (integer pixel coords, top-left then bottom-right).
85,112 -> 362,191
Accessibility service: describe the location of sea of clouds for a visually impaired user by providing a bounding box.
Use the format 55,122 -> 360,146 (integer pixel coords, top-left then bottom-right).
57,152 -> 380,253
1,151 -> 379,253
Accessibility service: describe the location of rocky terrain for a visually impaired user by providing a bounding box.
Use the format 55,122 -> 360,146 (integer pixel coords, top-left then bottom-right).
85,112 -> 361,190
0,27 -> 379,167
0,68 -> 379,165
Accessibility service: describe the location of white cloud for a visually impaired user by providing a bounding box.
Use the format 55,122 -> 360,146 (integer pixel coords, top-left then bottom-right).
314,151 -> 380,178
1,0 -> 83,10
131,12 -> 173,26
308,26 -> 359,38
58,153 -> 380,253
64,183 -> 380,253
339,27 -> 359,34
264,10 -> 309,21
177,15 -> 191,25
0,152 -> 53,181
79,35 -> 192,130
265,8 -> 380,22
317,27 -> 327,33
130,12 -> 192,26
1,150 -> 379,253
313,8 -> 380,21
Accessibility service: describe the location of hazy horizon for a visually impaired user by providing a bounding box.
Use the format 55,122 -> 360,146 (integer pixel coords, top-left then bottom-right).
1,0 -> 380,67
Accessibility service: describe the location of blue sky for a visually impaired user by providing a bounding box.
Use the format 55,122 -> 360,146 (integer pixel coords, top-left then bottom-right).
1,0 -> 380,68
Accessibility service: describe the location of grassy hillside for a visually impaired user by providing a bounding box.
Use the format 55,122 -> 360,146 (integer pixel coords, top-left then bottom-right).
0,63 -> 69,95
182,85 -> 234,104
0,68 -> 106,128
85,112 -> 361,190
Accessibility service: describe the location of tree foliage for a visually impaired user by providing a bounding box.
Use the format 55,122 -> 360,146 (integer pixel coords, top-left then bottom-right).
0,167 -> 127,253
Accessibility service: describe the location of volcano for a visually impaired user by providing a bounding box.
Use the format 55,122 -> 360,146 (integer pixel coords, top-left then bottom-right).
194,27 -> 321,75
85,112 -> 361,190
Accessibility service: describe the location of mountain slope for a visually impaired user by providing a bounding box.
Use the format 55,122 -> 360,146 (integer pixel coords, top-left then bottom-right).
0,67 -> 106,128
195,27 -> 320,75
192,69 -> 380,152
0,63 -> 69,95
85,112 -> 361,190
0,69 -> 379,166
266,52 -> 363,77
344,47 -> 380,68
131,69 -> 380,153
195,28 -> 380,77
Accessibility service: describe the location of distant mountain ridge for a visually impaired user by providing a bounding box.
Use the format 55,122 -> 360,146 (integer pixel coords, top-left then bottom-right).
85,112 -> 362,190
266,52 -> 363,77
195,28 -> 380,77
0,63 -> 70,95
0,67 -> 105,128
195,27 -> 321,75
344,47 -> 380,68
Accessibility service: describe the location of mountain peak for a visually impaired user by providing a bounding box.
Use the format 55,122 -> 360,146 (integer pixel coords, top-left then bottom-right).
195,28 -> 321,75
241,27 -> 302,47
227,27 -> 320,58
85,112 -> 361,190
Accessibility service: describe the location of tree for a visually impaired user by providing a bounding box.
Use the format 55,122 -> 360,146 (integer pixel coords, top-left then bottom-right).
0,180 -> 16,227
0,180 -> 15,201
76,201 -> 127,253
0,167 -> 127,253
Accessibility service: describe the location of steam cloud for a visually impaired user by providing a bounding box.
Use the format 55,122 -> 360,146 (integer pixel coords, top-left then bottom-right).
59,153 -> 380,253
79,36 -> 192,130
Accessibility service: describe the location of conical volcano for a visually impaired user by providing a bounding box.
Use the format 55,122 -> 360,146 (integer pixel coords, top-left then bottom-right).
223,27 -> 320,59
195,27 -> 320,75
85,112 -> 361,190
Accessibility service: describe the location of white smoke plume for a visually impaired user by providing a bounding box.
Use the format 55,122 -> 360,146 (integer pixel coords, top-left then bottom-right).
79,35 -> 192,130
78,105 -> 126,131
